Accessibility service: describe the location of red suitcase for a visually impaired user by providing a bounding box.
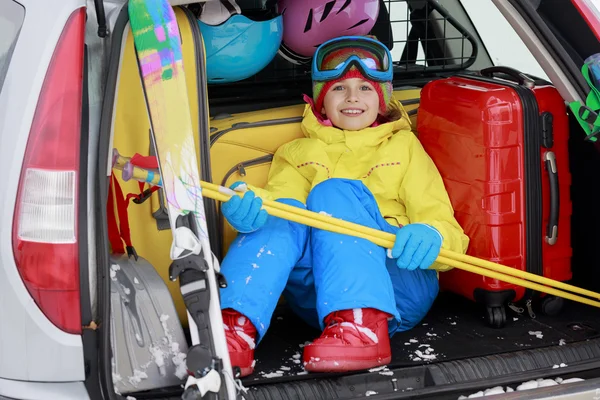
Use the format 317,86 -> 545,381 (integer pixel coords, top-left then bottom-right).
417,67 -> 573,328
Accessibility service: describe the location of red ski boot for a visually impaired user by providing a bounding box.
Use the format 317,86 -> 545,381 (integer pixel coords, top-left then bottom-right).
303,308 -> 392,372
222,309 -> 257,377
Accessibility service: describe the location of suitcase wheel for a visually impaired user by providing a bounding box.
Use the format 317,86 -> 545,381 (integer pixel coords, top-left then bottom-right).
540,295 -> 565,317
486,306 -> 507,329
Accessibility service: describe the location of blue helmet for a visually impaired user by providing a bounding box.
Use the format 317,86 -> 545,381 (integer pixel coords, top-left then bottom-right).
197,1 -> 283,84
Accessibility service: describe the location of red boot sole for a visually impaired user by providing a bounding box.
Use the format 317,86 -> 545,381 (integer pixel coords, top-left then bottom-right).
229,350 -> 255,377
304,356 -> 392,372
237,366 -> 254,377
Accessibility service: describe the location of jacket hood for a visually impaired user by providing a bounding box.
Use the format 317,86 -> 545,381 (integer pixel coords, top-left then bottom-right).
300,97 -> 412,152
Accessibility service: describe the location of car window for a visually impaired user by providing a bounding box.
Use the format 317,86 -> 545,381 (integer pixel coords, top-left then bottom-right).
386,0 -> 492,73
0,0 -> 25,94
589,0 -> 600,17
529,0 -> 600,68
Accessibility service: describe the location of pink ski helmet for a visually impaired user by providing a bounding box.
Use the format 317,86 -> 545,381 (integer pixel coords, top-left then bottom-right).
277,0 -> 380,64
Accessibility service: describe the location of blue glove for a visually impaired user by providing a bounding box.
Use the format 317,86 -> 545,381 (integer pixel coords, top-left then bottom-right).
390,223 -> 443,270
221,182 -> 268,233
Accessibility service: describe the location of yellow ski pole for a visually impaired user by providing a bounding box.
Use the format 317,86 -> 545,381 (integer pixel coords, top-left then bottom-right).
112,154 -> 600,307
202,179 -> 600,302
198,185 -> 600,309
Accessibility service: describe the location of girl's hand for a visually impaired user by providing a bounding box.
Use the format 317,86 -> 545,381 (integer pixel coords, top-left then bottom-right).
221,182 -> 268,233
390,224 -> 443,270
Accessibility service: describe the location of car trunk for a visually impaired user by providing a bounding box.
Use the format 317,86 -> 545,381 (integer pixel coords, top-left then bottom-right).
220,109 -> 600,397
94,0 -> 600,399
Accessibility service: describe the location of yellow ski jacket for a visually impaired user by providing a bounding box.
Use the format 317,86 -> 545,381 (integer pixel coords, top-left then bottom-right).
250,99 -> 469,271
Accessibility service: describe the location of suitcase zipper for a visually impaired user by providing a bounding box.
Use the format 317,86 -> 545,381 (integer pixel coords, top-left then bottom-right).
218,155 -> 274,236
507,302 -> 524,314
220,155 -> 275,187
508,300 -> 536,319
511,82 -> 544,310
209,98 -> 421,147
181,6 -> 221,256
210,117 -> 303,147
525,299 -> 537,319
182,6 -> 212,183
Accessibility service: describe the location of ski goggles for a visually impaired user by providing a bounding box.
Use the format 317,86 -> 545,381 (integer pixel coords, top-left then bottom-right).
312,36 -> 393,83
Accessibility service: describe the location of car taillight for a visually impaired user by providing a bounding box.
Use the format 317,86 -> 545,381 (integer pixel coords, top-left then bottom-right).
12,7 -> 86,335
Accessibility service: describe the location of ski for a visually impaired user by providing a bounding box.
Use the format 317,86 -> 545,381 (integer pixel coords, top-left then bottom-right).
127,1 -> 236,398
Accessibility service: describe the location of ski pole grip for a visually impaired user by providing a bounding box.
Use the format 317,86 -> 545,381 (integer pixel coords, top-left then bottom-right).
121,162 -> 135,182
111,148 -> 120,168
217,183 -> 247,198
118,161 -> 162,186
112,148 -> 130,168
219,186 -> 236,197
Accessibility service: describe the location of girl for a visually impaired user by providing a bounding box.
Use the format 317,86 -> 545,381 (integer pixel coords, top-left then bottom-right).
218,36 -> 469,376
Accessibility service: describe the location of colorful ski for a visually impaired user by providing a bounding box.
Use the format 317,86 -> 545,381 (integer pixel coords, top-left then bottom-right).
127,1 -> 236,398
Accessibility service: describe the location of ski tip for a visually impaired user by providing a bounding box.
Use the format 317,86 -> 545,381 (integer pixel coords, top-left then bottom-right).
128,0 -> 183,82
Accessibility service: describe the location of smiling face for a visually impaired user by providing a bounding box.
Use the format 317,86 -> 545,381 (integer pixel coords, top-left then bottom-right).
321,78 -> 381,131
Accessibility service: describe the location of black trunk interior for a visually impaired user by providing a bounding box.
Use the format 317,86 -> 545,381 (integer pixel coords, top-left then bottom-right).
106,0 -> 600,398
137,290 -> 600,399
248,291 -> 600,385
128,110 -> 600,400
205,112 -> 597,400
235,113 -> 600,385
116,61 -> 600,399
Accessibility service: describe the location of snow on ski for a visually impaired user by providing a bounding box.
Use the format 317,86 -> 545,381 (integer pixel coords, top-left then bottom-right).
127,0 -> 236,398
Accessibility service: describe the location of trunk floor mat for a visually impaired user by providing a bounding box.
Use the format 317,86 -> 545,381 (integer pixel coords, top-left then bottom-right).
246,292 -> 600,384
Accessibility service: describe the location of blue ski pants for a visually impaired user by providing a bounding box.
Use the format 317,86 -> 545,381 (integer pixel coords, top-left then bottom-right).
220,179 -> 439,341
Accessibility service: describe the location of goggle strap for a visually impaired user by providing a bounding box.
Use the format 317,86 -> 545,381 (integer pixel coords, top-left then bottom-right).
317,42 -> 388,70
314,59 -> 391,83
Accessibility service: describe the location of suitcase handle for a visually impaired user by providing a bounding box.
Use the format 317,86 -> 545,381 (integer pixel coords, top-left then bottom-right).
544,151 -> 559,245
480,66 -> 536,88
